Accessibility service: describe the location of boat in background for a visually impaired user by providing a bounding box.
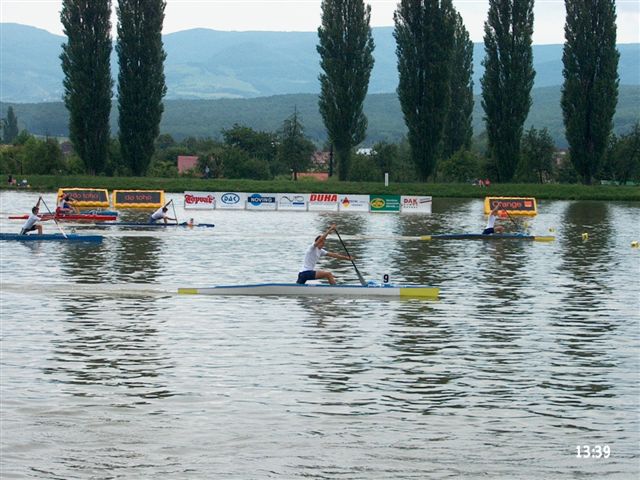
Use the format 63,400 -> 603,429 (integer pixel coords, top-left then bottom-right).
8,212 -> 117,222
179,282 -> 439,299
94,221 -> 215,228
0,233 -> 103,243
419,233 -> 555,242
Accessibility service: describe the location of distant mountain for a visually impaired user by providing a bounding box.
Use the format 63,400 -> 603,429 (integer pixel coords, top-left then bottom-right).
2,86 -> 639,148
1,23 -> 639,103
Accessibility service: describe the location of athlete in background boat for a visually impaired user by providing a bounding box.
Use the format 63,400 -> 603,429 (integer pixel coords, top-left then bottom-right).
20,206 -> 43,235
149,206 -> 176,224
56,193 -> 78,214
482,204 -> 505,235
297,224 -> 353,285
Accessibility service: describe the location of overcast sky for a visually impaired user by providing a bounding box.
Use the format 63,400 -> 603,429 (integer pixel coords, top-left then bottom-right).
1,0 -> 638,44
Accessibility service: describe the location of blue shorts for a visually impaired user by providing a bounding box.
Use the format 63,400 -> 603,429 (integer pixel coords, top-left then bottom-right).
297,270 -> 316,284
482,227 -> 495,235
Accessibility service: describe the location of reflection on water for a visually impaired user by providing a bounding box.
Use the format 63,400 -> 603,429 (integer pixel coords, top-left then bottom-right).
43,296 -> 174,403
113,236 -> 163,283
1,191 -> 639,478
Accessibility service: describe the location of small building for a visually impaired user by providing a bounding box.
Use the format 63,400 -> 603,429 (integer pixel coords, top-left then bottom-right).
177,155 -> 199,174
297,172 -> 329,181
311,151 -> 330,169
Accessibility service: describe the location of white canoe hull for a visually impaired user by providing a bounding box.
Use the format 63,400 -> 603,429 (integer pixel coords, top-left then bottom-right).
178,283 -> 439,299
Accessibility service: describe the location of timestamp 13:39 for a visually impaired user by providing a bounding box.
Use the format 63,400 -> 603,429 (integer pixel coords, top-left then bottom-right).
576,445 -> 611,458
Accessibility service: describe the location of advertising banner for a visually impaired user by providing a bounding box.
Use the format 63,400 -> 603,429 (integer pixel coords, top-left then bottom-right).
184,191 -> 216,209
369,194 -> 401,213
338,194 -> 370,212
113,190 -> 164,209
215,192 -> 246,209
246,193 -> 278,210
484,197 -> 537,216
277,193 -> 308,211
58,188 -> 110,208
308,193 -> 339,211
401,195 -> 432,213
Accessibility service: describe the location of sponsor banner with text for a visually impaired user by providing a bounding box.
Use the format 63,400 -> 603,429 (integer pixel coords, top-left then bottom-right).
58,188 -> 110,208
246,193 -> 278,210
484,197 -> 537,216
369,194 -> 401,213
277,193 -> 308,211
401,195 -> 432,213
113,190 -> 164,209
215,192 -> 247,209
338,194 -> 370,212
184,191 -> 215,209
308,193 -> 339,211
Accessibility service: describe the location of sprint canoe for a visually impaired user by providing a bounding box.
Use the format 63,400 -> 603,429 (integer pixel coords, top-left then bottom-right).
0,233 -> 103,243
179,282 -> 439,298
94,221 -> 215,228
420,233 -> 554,242
9,213 -> 117,222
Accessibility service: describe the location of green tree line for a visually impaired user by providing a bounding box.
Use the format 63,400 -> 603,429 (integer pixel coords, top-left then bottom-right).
1,0 -> 631,186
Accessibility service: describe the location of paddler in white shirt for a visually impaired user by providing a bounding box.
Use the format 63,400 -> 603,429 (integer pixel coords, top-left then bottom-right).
482,203 -> 505,235
296,224 -> 354,285
56,193 -> 78,214
20,206 -> 43,235
149,206 -> 176,224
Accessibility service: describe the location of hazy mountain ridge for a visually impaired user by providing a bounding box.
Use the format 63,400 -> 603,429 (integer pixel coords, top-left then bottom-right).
1,23 -> 638,103
2,86 -> 639,149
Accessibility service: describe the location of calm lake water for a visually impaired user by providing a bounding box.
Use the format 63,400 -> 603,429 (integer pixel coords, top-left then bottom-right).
0,190 -> 638,479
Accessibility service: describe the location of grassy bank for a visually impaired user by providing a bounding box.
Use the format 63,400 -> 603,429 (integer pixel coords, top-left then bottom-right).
2,175 -> 639,201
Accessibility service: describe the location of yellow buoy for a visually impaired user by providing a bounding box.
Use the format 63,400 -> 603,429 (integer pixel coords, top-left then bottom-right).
582,232 -> 589,241
632,240 -> 639,248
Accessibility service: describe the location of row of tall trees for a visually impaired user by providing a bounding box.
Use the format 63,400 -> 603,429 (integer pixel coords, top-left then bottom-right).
317,0 -> 475,183
60,0 -> 166,176
317,0 -> 619,186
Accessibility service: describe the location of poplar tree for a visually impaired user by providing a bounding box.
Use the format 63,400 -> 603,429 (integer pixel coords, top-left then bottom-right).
60,0 -> 112,175
481,0 -> 535,182
278,108 -> 315,180
442,10 -> 474,159
116,0 -> 167,176
561,0 -> 619,185
3,106 -> 19,144
394,0 -> 455,181
317,0 -> 375,180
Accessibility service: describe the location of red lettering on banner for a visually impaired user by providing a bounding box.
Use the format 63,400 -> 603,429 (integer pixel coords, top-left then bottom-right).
310,194 -> 337,202
185,194 -> 214,205
403,198 -> 418,206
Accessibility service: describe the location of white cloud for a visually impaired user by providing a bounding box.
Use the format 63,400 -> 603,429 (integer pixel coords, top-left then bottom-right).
0,0 -> 638,44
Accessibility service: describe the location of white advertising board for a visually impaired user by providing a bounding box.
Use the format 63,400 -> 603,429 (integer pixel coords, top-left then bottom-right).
401,195 -> 432,213
277,193 -> 308,211
183,191 -> 216,209
308,193 -> 339,212
246,193 -> 278,211
215,192 -> 247,209
338,194 -> 370,212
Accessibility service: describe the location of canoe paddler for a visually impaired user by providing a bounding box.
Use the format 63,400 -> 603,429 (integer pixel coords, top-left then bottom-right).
149,206 -> 176,224
482,203 -> 505,235
56,193 -> 78,214
297,224 -> 354,285
20,206 -> 43,235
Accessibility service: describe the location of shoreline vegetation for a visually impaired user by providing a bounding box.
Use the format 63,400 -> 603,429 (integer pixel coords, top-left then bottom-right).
1,175 -> 638,201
